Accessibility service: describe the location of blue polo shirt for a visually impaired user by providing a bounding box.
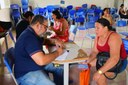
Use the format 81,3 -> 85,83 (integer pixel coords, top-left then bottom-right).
14,26 -> 45,78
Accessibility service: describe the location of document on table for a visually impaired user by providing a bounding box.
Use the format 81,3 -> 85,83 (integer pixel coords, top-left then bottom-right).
55,50 -> 69,61
55,43 -> 80,61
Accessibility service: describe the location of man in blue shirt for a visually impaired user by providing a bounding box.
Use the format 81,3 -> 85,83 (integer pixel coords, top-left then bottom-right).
14,15 -> 64,85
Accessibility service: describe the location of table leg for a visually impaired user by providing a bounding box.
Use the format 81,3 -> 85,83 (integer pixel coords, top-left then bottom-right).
64,63 -> 69,85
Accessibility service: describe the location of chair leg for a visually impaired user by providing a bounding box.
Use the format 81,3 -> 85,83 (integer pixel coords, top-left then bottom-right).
11,74 -> 18,85
9,31 -> 15,44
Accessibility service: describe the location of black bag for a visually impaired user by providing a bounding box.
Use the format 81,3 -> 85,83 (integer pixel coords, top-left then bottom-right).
96,52 -> 122,80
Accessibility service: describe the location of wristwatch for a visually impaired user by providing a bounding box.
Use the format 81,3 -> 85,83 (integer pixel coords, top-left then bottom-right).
98,70 -> 103,74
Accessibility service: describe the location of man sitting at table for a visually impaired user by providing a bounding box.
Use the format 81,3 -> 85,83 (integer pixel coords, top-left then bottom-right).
14,15 -> 65,85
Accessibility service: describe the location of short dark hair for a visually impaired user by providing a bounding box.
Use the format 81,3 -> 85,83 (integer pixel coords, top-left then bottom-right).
120,4 -> 124,7
30,15 -> 47,25
102,8 -> 110,16
52,10 -> 62,19
96,18 -> 113,31
23,11 -> 34,19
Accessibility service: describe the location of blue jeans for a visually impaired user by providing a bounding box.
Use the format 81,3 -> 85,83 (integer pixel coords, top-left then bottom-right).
16,63 -> 63,85
44,63 -> 64,85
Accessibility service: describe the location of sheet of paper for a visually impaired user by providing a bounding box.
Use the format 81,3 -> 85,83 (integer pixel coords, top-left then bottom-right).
65,46 -> 79,60
54,43 -> 80,61
55,50 -> 69,61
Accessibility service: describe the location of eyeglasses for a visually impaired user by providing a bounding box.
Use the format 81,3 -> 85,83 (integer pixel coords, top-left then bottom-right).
42,24 -> 48,29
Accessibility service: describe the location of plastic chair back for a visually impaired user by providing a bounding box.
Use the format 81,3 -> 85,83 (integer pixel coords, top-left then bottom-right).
85,21 -> 95,29
87,9 -> 95,14
88,16 -> 98,22
82,4 -> 88,9
33,7 -> 39,15
67,5 -> 73,11
21,0 -> 29,13
4,47 -> 18,85
75,17 -> 85,23
10,4 -> 21,25
116,20 -> 127,27
76,8 -> 86,18
10,4 -> 20,17
10,4 -> 20,9
68,9 -> 76,20
46,5 -> 55,12
122,39 -> 128,54
21,0 -> 29,5
63,8 -> 68,19
39,8 -> 46,16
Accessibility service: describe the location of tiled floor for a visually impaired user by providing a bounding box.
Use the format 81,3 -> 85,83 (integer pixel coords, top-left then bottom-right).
0,26 -> 128,85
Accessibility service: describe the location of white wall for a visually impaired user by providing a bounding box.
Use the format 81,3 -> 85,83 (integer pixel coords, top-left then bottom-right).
0,0 -> 10,9
124,0 -> 128,8
114,0 -> 124,11
10,0 -> 115,9
0,0 -> 11,21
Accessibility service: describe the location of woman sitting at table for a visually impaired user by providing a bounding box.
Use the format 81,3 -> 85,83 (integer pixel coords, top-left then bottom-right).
49,10 -> 69,42
82,18 -> 127,85
119,4 -> 128,19
101,8 -> 114,26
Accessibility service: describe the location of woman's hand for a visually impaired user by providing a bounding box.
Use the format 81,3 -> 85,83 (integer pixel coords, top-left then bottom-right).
93,71 -> 102,82
80,60 -> 89,64
48,26 -> 53,30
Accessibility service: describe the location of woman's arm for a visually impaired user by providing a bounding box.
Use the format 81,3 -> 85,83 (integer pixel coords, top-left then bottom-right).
98,33 -> 121,73
109,15 -> 114,26
120,8 -> 126,15
55,19 -> 69,36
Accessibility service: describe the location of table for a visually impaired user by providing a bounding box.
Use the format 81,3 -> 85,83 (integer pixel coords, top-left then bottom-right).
53,42 -> 88,85
0,30 -> 10,51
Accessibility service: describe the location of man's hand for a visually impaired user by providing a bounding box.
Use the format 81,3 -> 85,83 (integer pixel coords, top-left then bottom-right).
55,39 -> 65,49
56,46 -> 64,56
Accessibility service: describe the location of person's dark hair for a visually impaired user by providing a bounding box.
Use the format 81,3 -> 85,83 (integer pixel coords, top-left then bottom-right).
96,18 -> 113,31
120,4 -> 124,7
23,11 -> 34,19
102,8 -> 109,16
30,15 -> 47,25
52,10 -> 62,19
